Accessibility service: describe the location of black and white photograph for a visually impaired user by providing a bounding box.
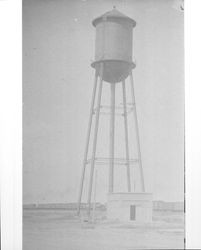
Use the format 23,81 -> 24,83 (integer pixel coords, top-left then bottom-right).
22,0 -> 185,249
3,0 -> 201,249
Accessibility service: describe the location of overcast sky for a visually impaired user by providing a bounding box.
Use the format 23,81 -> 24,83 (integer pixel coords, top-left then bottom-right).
23,0 -> 184,204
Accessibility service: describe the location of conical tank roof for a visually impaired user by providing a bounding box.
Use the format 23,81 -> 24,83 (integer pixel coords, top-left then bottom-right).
92,7 -> 136,27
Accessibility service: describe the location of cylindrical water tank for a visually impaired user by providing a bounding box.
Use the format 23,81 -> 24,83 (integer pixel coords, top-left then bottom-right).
91,8 -> 136,83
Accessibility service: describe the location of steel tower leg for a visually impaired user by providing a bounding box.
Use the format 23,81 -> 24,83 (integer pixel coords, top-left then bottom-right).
129,71 -> 145,192
77,72 -> 98,215
122,80 -> 131,192
109,83 -> 115,193
87,63 -> 104,217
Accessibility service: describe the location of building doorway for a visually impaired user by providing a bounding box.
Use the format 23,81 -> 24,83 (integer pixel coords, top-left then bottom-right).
130,205 -> 136,220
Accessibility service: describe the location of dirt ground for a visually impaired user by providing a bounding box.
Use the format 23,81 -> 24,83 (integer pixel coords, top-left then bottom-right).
23,209 -> 184,250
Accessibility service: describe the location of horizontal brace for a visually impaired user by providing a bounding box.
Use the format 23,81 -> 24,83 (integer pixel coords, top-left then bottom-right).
119,102 -> 136,106
85,157 -> 139,166
99,112 -> 122,116
96,157 -> 138,162
93,104 -> 134,113
93,109 -> 133,116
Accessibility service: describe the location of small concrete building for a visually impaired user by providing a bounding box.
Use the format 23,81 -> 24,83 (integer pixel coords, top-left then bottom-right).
107,193 -> 152,223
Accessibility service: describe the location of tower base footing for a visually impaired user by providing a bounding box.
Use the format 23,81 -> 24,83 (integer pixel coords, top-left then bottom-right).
107,192 -> 153,223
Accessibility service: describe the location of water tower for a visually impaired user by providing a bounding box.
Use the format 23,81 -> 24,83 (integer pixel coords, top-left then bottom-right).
77,7 -> 152,222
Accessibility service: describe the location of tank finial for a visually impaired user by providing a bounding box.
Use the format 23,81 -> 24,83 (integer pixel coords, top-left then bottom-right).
113,5 -> 116,9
